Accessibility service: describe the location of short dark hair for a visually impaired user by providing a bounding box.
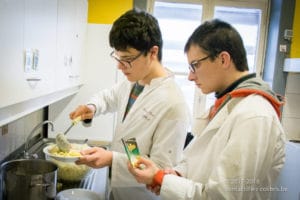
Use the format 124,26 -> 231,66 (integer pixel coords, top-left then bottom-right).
109,9 -> 163,61
184,19 -> 249,71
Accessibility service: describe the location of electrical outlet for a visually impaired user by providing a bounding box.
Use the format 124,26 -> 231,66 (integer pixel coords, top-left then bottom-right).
279,44 -> 287,52
1,124 -> 8,136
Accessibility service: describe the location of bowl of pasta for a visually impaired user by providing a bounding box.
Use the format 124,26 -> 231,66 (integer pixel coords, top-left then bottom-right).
43,143 -> 91,182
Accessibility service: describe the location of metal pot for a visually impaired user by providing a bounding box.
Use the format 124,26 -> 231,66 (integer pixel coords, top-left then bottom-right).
1,159 -> 58,200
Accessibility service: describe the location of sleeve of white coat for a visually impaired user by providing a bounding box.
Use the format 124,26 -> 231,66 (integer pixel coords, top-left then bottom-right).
161,175 -> 206,200
87,81 -> 126,115
160,115 -> 285,200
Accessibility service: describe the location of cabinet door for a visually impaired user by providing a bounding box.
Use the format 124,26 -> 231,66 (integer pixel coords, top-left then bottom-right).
71,0 -> 88,86
0,0 -> 25,108
56,0 -> 76,89
56,0 -> 87,89
0,0 -> 58,108
23,0 -> 58,97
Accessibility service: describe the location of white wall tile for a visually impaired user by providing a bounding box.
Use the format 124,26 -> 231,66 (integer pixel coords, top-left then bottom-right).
282,93 -> 300,118
282,73 -> 300,141
282,117 -> 300,141
285,73 -> 300,94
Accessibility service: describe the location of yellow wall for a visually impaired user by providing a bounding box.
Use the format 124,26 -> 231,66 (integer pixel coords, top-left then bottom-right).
88,0 -> 133,24
290,0 -> 300,57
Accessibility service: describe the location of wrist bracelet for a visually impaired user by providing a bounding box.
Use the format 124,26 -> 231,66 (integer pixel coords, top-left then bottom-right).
152,170 -> 166,187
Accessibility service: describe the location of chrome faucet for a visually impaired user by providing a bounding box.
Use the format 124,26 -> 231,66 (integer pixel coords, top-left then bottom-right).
24,120 -> 54,159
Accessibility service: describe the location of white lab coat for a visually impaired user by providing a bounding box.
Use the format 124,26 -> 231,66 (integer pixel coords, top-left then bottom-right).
160,95 -> 286,200
88,73 -> 190,200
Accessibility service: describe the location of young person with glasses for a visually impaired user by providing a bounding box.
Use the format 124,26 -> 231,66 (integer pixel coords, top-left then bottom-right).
128,19 -> 286,200
69,9 -> 190,200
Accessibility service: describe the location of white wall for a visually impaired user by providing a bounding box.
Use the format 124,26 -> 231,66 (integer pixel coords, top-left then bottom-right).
282,73 -> 300,140
48,24 -> 116,142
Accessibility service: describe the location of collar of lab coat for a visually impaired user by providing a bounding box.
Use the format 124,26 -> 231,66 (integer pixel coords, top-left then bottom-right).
121,69 -> 175,124
141,67 -> 174,94
193,98 -> 242,137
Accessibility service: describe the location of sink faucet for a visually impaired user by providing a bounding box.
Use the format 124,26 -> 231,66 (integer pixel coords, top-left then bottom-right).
24,120 -> 54,159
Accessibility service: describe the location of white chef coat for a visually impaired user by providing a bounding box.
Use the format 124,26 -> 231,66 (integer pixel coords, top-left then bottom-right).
160,94 -> 286,200
88,72 -> 190,200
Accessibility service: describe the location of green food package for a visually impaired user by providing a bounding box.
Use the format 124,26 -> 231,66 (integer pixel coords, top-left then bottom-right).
122,137 -> 141,168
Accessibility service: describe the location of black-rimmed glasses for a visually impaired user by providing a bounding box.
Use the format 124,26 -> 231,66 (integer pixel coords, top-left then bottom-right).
188,55 -> 210,73
110,51 -> 144,68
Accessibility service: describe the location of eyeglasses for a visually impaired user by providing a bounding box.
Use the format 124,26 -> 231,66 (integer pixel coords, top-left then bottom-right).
110,51 -> 144,68
188,55 -> 210,73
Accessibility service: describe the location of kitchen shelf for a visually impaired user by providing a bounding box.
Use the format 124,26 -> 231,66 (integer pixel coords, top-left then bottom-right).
284,58 -> 300,72
0,84 -> 83,127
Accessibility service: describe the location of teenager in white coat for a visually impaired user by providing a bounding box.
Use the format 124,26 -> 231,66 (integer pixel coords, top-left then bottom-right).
128,19 -> 286,200
70,9 -> 190,200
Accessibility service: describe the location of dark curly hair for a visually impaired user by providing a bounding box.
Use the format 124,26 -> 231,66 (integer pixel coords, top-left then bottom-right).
109,9 -> 163,61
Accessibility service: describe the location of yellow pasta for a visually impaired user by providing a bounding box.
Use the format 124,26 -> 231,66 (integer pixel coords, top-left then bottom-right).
49,145 -> 81,157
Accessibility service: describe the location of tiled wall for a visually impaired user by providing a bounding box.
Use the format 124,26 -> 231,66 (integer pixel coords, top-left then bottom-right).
0,109 -> 44,161
282,73 -> 300,140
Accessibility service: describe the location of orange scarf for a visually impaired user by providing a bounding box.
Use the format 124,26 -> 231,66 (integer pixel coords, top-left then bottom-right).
209,88 -> 285,120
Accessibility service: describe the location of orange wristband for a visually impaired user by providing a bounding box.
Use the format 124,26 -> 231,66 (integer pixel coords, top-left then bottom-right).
152,170 -> 166,187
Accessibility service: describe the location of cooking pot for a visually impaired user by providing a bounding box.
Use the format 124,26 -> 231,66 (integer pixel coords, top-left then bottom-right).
1,159 -> 58,200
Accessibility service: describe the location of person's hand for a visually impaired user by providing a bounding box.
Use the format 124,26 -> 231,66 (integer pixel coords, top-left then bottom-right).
75,147 -> 112,168
128,157 -> 180,195
127,157 -> 159,185
128,157 -> 161,195
145,168 -> 179,195
69,105 -> 95,120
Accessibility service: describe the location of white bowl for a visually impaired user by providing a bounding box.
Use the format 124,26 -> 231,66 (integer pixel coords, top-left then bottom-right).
56,188 -> 101,200
43,145 -> 82,162
43,143 -> 92,182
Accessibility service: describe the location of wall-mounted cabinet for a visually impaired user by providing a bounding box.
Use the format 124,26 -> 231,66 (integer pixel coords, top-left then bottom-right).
0,0 -> 59,108
56,0 -> 88,90
0,0 -> 88,126
23,0 -> 58,101
0,0 -> 25,108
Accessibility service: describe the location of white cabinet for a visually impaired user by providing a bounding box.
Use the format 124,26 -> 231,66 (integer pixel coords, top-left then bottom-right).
0,0 -> 58,108
23,0 -> 58,98
72,0 -> 88,84
0,0 -> 87,126
56,0 -> 88,90
0,0 -> 26,108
